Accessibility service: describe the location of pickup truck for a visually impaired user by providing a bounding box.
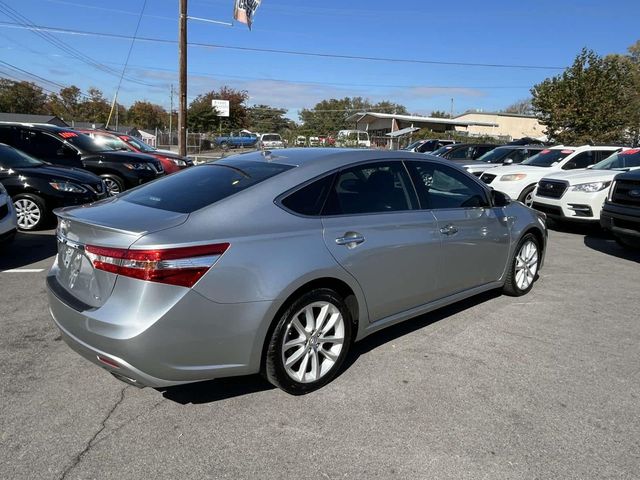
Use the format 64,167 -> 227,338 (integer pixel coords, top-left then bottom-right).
214,132 -> 258,150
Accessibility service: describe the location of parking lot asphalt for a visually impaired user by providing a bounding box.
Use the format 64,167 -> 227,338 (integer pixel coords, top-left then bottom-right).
1,226 -> 639,480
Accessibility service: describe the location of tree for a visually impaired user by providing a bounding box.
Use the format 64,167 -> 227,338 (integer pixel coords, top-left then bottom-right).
430,110 -> 450,118
78,87 -> 111,124
531,48 -> 638,145
128,101 -> 166,130
299,97 -> 408,134
0,79 -> 48,114
48,85 -> 83,121
504,98 -> 533,115
247,104 -> 293,133
188,86 -> 249,132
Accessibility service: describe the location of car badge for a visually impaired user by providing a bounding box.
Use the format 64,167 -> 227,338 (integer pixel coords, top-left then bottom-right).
629,189 -> 640,198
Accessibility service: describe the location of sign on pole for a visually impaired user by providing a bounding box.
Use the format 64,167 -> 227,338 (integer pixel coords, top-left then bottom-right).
211,99 -> 230,117
233,0 -> 262,30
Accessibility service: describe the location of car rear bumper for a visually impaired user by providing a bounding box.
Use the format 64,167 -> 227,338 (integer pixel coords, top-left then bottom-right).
46,272 -> 273,388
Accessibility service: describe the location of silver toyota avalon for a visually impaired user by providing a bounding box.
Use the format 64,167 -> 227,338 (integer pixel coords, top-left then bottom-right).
47,149 -> 547,394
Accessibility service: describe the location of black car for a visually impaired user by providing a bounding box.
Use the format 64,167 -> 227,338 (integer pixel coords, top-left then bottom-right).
0,143 -> 107,230
601,167 -> 640,249
0,123 -> 164,195
403,139 -> 456,153
431,143 -> 497,161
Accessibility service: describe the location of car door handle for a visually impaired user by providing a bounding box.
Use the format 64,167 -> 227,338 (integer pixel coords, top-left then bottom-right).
439,224 -> 459,236
335,233 -> 365,247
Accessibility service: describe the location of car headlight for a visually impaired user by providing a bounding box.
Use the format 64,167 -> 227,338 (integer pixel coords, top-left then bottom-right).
169,158 -> 187,167
500,174 -> 527,181
570,181 -> 611,193
49,181 -> 87,193
123,162 -> 151,170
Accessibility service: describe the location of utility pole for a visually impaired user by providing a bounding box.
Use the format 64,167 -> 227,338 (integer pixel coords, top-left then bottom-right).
450,98 -> 454,119
178,0 -> 187,156
169,84 -> 173,148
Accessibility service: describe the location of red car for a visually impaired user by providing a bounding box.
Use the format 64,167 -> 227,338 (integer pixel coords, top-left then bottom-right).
77,130 -> 192,174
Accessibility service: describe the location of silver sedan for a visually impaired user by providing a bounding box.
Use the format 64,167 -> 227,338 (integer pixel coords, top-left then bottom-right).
47,149 -> 547,394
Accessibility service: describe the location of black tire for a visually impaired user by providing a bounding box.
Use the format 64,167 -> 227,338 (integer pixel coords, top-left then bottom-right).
264,288 -> 353,395
100,174 -> 125,196
503,233 -> 540,296
13,193 -> 48,231
518,185 -> 536,208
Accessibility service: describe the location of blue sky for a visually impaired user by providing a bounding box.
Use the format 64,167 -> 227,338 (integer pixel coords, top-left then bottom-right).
1,0 -> 639,121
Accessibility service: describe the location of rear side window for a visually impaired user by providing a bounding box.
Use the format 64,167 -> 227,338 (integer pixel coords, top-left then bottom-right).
322,162 -> 417,215
281,174 -> 335,216
123,160 -> 293,213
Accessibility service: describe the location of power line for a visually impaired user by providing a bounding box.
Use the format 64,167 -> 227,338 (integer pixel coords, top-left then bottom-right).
0,20 -> 566,70
0,3 -> 156,87
106,0 -> 147,127
0,59 -> 93,99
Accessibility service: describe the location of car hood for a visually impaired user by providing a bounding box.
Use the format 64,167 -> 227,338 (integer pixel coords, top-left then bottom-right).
485,164 -> 556,176
151,151 -> 190,162
11,164 -> 101,183
541,169 -> 621,185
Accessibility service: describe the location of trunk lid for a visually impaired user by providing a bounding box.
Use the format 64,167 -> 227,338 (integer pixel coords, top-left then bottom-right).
53,197 -> 189,308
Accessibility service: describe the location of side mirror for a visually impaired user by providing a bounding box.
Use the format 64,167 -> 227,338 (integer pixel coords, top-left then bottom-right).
503,158 -> 514,165
564,161 -> 576,169
491,189 -> 511,207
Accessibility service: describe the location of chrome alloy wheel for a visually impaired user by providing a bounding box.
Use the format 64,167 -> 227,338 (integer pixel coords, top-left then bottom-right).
281,301 -> 345,384
523,190 -> 534,207
103,178 -> 121,196
515,240 -> 539,290
14,198 -> 41,229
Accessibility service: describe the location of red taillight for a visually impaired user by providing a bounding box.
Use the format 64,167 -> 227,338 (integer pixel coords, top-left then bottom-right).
85,243 -> 229,288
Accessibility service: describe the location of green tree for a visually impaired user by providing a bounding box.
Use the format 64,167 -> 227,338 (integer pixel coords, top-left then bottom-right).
78,87 -> 111,124
188,86 -> 249,132
531,48 -> 637,145
128,101 -> 166,130
48,85 -> 83,121
247,104 -> 293,133
430,110 -> 450,118
0,79 -> 48,114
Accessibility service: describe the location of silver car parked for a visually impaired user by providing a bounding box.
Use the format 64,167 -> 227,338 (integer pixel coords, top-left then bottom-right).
47,149 -> 547,394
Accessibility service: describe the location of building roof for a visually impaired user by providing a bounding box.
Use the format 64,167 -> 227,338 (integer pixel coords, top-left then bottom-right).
0,113 -> 68,127
346,111 -> 497,128
454,111 -> 538,119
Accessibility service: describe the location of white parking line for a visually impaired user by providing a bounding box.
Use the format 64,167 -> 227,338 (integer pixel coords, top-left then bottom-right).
1,268 -> 45,273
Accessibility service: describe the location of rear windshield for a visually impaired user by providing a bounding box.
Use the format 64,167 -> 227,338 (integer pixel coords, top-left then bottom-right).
262,135 -> 281,141
122,160 -> 294,213
522,149 -> 574,167
476,147 -> 512,163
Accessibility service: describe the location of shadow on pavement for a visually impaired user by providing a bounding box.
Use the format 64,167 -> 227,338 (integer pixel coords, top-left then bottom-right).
584,236 -> 640,263
160,290 -> 501,404
0,230 -> 57,270
159,374 -> 275,404
339,289 -> 501,375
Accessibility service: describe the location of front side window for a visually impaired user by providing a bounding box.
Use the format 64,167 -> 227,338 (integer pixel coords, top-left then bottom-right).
322,162 -> 417,215
448,147 -> 473,160
407,161 -> 489,209
563,151 -> 597,169
18,130 -> 65,159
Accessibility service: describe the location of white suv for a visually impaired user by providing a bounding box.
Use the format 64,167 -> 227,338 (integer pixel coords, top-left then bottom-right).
258,133 -> 285,149
531,148 -> 638,222
480,145 -> 622,206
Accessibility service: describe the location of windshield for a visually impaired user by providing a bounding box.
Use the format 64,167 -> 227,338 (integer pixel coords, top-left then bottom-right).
262,135 -> 281,141
431,146 -> 451,156
60,132 -> 110,153
593,149 -> 640,170
0,144 -> 43,168
476,147 -> 513,163
522,149 -> 574,167
123,160 -> 294,213
121,135 -> 156,153
91,134 -> 131,151
404,140 -> 423,150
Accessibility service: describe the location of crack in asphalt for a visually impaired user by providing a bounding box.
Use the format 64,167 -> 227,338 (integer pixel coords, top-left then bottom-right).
57,386 -> 128,480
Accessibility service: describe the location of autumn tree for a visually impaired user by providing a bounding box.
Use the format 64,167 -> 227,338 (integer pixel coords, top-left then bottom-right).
188,86 -> 249,132
247,104 -> 293,133
0,79 -> 48,114
78,87 -> 111,124
128,101 -> 166,130
504,98 -> 533,115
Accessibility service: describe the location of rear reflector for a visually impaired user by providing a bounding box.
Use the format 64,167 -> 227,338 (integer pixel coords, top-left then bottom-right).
85,243 -> 229,288
97,355 -> 120,369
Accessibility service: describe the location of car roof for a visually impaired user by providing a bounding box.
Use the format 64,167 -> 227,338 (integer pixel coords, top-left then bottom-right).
219,148 -> 462,170
0,121 -> 73,132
